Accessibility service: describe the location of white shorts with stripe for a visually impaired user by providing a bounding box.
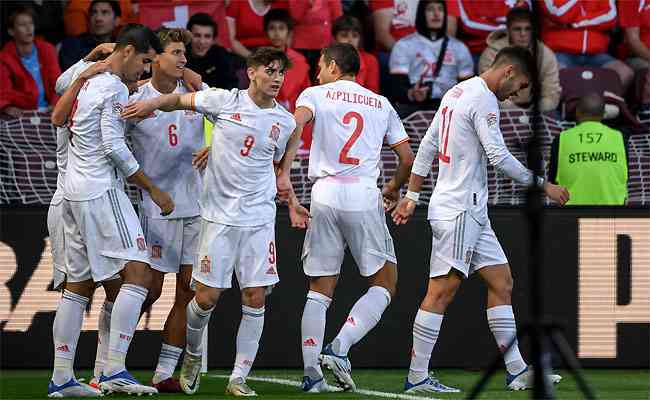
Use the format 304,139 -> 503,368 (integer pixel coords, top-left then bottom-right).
302,177 -> 397,278
47,201 -> 67,290
62,188 -> 150,283
140,215 -> 200,273
192,218 -> 278,289
429,212 -> 508,278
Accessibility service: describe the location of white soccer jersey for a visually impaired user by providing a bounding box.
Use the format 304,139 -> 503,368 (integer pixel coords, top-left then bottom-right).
191,88 -> 295,226
128,81 -> 207,219
64,72 -> 136,201
411,77 -> 535,224
296,79 -> 409,181
390,33 -> 474,100
51,59 -> 94,206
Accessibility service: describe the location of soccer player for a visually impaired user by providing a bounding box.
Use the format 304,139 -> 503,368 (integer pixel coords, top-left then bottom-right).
121,47 -> 306,396
126,27 -> 207,392
277,42 -> 415,392
53,24 -> 172,397
392,46 -> 569,393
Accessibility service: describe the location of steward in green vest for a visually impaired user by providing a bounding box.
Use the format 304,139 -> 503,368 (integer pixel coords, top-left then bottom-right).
548,93 -> 628,205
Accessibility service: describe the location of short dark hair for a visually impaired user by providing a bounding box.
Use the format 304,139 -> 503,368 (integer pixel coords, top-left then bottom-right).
492,46 -> 533,77
506,7 -> 533,28
576,92 -> 605,118
115,23 -> 163,54
415,0 -> 447,39
155,27 -> 192,50
89,0 -> 121,18
332,15 -> 363,36
186,12 -> 217,35
264,9 -> 294,32
246,46 -> 292,71
7,6 -> 35,29
321,43 -> 360,75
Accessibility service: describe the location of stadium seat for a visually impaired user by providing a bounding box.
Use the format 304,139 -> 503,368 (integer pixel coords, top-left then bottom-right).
559,67 -> 628,121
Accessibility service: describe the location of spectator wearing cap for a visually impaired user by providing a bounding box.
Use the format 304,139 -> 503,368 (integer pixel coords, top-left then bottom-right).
618,0 -> 650,112
540,0 -> 634,93
0,6 -> 60,117
226,0 -> 287,59
264,9 -> 310,112
479,7 -> 561,112
185,13 -> 238,90
447,0 -> 529,63
332,15 -> 379,93
59,0 -> 121,70
548,93 -> 628,205
389,0 -> 473,115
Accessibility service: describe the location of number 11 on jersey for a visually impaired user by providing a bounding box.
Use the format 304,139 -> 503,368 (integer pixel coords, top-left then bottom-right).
439,106 -> 453,164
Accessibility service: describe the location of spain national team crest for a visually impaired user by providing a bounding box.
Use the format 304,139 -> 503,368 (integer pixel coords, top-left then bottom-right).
200,256 -> 211,273
136,236 -> 146,251
151,245 -> 162,259
269,123 -> 280,142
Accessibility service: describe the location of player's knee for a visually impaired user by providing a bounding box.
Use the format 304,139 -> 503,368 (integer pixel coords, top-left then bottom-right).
241,287 -> 266,308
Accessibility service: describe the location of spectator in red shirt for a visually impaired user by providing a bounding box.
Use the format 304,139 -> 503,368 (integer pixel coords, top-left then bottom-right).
227,0 -> 287,59
618,0 -> 650,109
447,0 -> 529,62
540,0 -> 634,92
0,6 -> 60,117
370,0 -> 421,52
288,0 -> 342,80
332,15 -> 379,93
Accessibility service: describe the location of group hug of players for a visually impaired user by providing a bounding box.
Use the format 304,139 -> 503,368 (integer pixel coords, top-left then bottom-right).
46,23 -> 570,398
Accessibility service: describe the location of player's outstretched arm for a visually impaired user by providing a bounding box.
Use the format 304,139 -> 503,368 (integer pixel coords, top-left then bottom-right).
287,189 -> 310,229
128,170 -> 175,216
121,92 -> 194,120
383,141 -> 414,211
51,61 -> 112,126
276,106 -> 313,201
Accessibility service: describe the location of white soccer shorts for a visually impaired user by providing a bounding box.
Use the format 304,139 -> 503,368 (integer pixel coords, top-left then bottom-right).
302,179 -> 397,277
47,201 -> 67,291
62,188 -> 150,283
192,219 -> 279,289
429,212 -> 508,278
140,215 -> 200,273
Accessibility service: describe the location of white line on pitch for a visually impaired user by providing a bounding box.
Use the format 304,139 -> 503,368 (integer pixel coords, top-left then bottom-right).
210,374 -> 440,400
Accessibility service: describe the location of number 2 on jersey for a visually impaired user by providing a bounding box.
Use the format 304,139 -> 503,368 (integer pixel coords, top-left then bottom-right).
168,124 -> 178,147
339,111 -> 364,165
439,106 -> 453,164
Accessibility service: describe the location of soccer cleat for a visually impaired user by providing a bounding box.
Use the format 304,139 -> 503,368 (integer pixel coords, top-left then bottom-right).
88,377 -> 99,390
179,352 -> 202,395
301,375 -> 338,393
152,377 -> 182,393
225,377 -> 257,396
48,378 -> 103,397
404,375 -> 461,393
320,343 -> 356,391
98,370 -> 158,396
506,366 -> 563,391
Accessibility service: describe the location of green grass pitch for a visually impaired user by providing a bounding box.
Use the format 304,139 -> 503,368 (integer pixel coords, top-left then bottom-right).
1,369 -> 648,399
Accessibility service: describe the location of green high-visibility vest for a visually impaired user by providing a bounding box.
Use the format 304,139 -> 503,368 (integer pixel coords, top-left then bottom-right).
556,121 -> 627,205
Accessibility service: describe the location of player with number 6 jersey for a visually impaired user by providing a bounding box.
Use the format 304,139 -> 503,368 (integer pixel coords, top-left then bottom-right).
392,47 -> 569,393
277,43 -> 415,393
121,47 -> 306,397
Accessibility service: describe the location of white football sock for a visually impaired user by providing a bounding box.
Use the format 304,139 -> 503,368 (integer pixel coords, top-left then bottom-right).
301,290 -> 331,379
153,343 -> 183,383
106,284 -> 148,376
487,305 -> 526,375
52,290 -> 88,385
185,298 -> 213,356
230,305 -> 265,382
94,300 -> 113,379
408,309 -> 443,384
331,286 -> 391,356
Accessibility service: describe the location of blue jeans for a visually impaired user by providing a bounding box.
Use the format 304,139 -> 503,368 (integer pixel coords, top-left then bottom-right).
555,52 -> 616,68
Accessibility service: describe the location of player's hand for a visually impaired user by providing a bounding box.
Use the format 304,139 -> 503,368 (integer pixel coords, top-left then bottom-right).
392,198 -> 416,225
121,100 -> 157,121
289,202 -> 310,229
150,187 -> 175,216
409,82 -> 430,103
78,60 -> 111,80
276,173 -> 292,203
182,68 -> 203,92
381,184 -> 400,212
192,147 -> 210,170
84,43 -> 115,62
544,182 -> 570,205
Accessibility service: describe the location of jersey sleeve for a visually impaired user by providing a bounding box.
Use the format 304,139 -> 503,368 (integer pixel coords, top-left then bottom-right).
56,59 -> 92,95
472,95 -> 534,186
192,88 -> 234,119
295,87 -> 318,121
101,82 -> 140,178
385,104 -> 409,147
411,109 -> 440,177
274,119 -> 296,162
389,39 -> 410,75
